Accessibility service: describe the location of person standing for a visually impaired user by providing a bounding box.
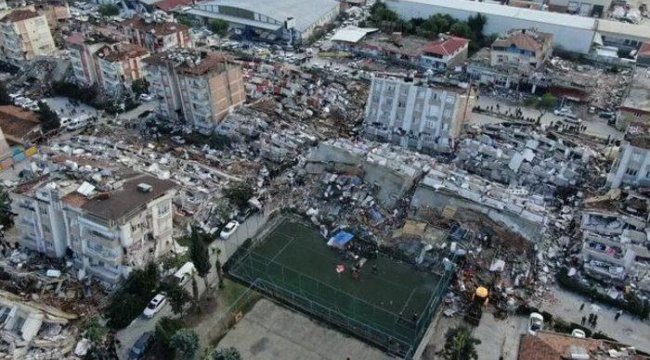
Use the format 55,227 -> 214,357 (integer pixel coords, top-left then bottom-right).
580,303 -> 585,311
615,310 -> 623,321
581,316 -> 586,326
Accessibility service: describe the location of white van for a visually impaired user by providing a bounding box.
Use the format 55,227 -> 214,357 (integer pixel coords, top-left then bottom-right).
66,118 -> 90,131
173,262 -> 195,286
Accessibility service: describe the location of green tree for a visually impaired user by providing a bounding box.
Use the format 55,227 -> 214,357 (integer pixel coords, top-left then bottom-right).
131,78 -> 149,97
155,317 -> 185,347
449,22 -> 472,39
106,263 -> 159,329
36,101 -> 61,133
170,329 -> 200,360
0,187 -> 14,228
191,275 -> 200,311
98,4 -> 120,17
189,228 -> 212,291
224,182 -> 254,208
161,282 -> 191,314
0,82 -> 11,105
467,13 -> 487,39
213,347 -> 242,360
209,19 -> 230,36
439,326 -> 481,360
538,92 -> 557,110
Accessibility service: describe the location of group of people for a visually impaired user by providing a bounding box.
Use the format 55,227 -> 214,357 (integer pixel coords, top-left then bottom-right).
579,302 -> 625,329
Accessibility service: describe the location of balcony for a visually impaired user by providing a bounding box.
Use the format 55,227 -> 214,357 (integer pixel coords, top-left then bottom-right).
584,260 -> 626,281
88,265 -> 122,284
85,244 -> 121,263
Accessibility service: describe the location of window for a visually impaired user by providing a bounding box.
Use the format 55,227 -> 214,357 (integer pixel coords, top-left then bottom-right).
625,168 -> 638,176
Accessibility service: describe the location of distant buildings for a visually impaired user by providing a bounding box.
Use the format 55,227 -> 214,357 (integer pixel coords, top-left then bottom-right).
0,9 -> 56,65
363,77 -> 474,153
11,173 -> 177,285
144,50 -> 246,134
186,0 -> 340,44
546,0 -> 611,17
490,29 -> 553,71
119,16 -> 192,53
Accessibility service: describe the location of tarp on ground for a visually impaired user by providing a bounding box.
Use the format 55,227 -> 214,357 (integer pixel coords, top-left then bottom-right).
327,231 -> 354,248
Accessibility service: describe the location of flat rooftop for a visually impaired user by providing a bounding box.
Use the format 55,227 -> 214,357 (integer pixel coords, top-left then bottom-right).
621,68 -> 650,113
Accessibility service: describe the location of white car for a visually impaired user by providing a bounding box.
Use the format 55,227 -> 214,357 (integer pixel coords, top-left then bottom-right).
143,294 -> 167,318
554,107 -> 575,118
571,329 -> 586,338
528,312 -> 544,335
139,93 -> 153,102
220,220 -> 240,239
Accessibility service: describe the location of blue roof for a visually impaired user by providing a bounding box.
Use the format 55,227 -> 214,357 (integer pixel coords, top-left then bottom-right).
329,231 -> 354,247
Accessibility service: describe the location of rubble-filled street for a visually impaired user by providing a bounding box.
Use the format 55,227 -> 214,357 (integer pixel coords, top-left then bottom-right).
1,0 -> 650,359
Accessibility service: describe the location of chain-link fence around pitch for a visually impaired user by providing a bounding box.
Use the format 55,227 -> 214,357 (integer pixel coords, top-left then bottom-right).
227,219 -> 455,359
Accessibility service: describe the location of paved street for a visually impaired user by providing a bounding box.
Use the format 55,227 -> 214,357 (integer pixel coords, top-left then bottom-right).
472,96 -> 623,141
115,212 -> 267,359
537,286 -> 650,354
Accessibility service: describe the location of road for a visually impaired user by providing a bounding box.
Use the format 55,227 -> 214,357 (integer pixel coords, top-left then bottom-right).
115,212 -> 267,359
471,96 -> 624,141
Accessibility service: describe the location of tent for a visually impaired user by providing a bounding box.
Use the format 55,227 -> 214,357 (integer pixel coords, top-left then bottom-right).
327,231 -> 354,248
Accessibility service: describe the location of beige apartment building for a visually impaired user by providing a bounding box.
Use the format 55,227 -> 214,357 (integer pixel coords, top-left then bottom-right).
119,16 -> 191,53
11,173 -> 177,285
0,9 -> 56,65
95,43 -> 150,97
145,50 -> 246,134
490,28 -> 553,73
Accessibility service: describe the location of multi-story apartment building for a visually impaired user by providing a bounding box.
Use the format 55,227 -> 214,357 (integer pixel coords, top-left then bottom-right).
0,9 -> 56,65
363,76 -> 474,153
66,32 -> 116,86
95,43 -> 150,97
119,16 -> 191,53
11,173 -> 177,285
144,50 -> 246,134
607,136 -> 650,189
490,29 -> 553,72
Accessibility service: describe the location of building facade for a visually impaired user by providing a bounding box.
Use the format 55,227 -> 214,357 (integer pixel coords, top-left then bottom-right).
11,174 -> 177,285
119,16 -> 192,53
145,50 -> 246,134
66,33 -> 115,87
490,29 -> 553,72
95,43 -> 150,97
607,138 -> 650,189
363,77 -> 473,153
0,10 -> 56,65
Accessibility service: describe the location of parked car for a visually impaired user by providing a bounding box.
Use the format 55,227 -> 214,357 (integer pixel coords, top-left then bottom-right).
139,93 -> 153,102
143,294 -> 167,318
554,107 -> 574,118
528,313 -> 544,335
128,332 -> 153,360
563,117 -> 582,125
599,111 -> 615,120
571,329 -> 586,338
220,220 -> 240,239
173,262 -> 195,286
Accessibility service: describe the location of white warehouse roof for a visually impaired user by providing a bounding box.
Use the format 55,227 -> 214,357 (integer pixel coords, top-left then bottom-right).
385,0 -> 597,30
331,27 -> 379,43
192,0 -> 339,33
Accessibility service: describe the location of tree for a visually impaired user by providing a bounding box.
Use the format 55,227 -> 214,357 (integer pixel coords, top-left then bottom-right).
224,182 -> 254,208
209,19 -> 229,36
106,293 -> 143,329
0,82 -> 11,105
191,275 -> 200,311
449,22 -> 472,39
161,282 -> 191,314
170,329 -> 200,360
131,78 -> 149,97
213,347 -> 242,360
538,92 -> 557,110
155,317 -> 185,348
438,326 -> 481,360
467,13 -> 487,39
99,4 -> 120,17
36,101 -> 61,133
189,228 -> 212,292
0,187 -> 14,228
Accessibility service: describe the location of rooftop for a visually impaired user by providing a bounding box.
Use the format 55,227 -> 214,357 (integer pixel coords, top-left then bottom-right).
120,16 -> 188,36
362,34 -> 431,57
518,331 -> 649,360
95,42 -> 149,62
330,27 -> 379,43
192,0 -> 339,33
144,49 -> 235,75
492,28 -> 552,53
621,68 -> 650,113
154,0 -> 193,12
81,174 -> 176,221
1,9 -> 40,22
421,35 -> 469,56
639,42 -> 650,58
0,105 -> 41,143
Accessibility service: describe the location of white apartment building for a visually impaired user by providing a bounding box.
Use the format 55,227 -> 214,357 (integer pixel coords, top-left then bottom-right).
0,9 -> 56,65
12,173 -> 177,285
607,139 -> 650,189
144,50 -> 246,134
363,77 -> 474,153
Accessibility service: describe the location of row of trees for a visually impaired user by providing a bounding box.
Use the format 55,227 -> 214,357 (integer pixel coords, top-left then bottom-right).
364,3 -> 493,54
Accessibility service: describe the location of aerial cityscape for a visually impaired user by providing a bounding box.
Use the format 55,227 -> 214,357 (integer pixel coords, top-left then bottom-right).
0,0 -> 649,359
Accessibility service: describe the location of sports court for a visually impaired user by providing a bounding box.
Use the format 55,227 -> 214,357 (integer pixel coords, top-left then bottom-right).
228,217 -> 448,357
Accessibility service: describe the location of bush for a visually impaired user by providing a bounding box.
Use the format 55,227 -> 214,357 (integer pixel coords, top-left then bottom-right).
170,329 -> 199,359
